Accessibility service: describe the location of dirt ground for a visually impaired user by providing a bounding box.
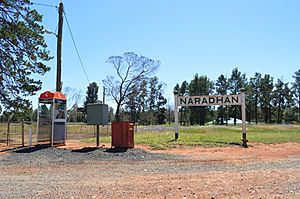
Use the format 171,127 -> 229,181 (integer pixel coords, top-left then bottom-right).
62,140 -> 300,162
0,141 -> 299,198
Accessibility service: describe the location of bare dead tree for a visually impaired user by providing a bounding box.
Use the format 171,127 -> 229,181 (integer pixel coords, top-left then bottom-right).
63,87 -> 83,110
103,52 -> 160,121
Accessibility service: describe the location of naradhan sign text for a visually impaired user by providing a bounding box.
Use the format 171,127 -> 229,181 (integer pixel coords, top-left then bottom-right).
177,94 -> 242,107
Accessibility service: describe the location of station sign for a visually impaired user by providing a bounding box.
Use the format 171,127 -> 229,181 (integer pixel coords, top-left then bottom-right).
177,94 -> 242,107
173,92 -> 247,147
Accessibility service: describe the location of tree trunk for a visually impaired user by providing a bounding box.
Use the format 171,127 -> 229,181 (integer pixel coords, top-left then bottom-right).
298,96 -> 300,122
234,106 -> 237,125
220,106 -> 224,125
268,104 -> 272,123
264,107 -> 268,123
115,103 -> 121,121
277,97 -> 281,124
255,96 -> 258,124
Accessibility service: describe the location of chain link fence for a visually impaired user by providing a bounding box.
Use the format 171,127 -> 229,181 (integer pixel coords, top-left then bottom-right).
0,122 -> 157,150
0,122 -> 113,150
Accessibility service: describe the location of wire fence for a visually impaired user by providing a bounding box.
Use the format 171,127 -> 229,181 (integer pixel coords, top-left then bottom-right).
0,122 -> 112,150
0,122 -> 173,150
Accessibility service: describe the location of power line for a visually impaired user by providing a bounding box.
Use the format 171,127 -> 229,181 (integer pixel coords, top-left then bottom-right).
63,9 -> 90,84
31,2 -> 58,8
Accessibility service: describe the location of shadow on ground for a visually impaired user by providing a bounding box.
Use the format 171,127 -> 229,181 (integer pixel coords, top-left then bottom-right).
13,144 -> 50,153
71,147 -> 98,153
105,147 -> 128,153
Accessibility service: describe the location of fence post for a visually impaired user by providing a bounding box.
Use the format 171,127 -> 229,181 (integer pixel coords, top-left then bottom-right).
21,121 -> 25,147
7,121 -> 10,146
29,127 -> 32,147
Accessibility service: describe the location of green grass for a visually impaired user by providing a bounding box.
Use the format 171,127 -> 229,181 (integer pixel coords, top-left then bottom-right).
81,124 -> 300,150
2,122 -> 298,149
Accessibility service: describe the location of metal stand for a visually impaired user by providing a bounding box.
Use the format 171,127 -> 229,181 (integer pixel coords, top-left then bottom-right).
96,125 -> 100,147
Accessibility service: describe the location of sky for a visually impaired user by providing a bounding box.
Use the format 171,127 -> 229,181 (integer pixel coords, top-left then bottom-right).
29,0 -> 300,109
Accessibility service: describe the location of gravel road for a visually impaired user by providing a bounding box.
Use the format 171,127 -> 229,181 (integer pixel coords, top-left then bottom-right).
0,145 -> 299,198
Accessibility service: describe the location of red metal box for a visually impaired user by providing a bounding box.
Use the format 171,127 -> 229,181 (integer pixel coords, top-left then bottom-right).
111,121 -> 134,148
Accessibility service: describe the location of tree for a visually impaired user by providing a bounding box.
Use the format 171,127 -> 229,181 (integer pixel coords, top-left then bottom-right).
124,84 -> 139,122
103,52 -> 160,121
63,87 -> 83,110
273,79 -> 286,124
282,84 -> 295,123
0,0 -> 51,111
229,68 -> 247,125
83,82 -> 99,114
215,74 -> 229,125
249,73 -> 262,124
179,81 -> 189,125
141,76 -> 167,124
136,80 -> 148,124
189,74 -> 214,125
259,74 -> 274,123
148,76 -> 159,111
154,81 -> 167,124
292,69 -> 300,122
137,79 -> 148,112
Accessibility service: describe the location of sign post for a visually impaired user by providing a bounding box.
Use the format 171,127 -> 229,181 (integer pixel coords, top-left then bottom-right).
240,90 -> 248,147
173,90 -> 179,140
174,91 -> 248,147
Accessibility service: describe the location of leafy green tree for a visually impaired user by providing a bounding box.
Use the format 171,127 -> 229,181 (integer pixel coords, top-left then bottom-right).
259,74 -> 274,123
179,81 -> 189,96
282,84 -> 295,123
137,80 -> 148,112
215,74 -> 229,124
148,76 -> 159,111
83,82 -> 99,114
249,73 -> 262,124
189,74 -> 214,125
273,79 -> 287,124
245,82 -> 255,123
292,69 -> 300,122
147,76 -> 167,124
0,106 -> 33,122
124,84 -> 139,122
136,80 -> 149,124
103,52 -> 159,121
108,106 -> 114,123
155,92 -> 167,124
179,81 -> 189,125
0,0 -> 51,111
173,84 -> 180,93
228,68 -> 247,125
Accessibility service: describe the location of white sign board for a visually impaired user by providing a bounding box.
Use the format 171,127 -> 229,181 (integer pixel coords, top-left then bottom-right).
177,94 -> 242,107
174,93 -> 247,147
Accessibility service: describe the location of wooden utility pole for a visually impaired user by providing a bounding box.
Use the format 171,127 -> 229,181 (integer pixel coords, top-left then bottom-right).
56,2 -> 63,92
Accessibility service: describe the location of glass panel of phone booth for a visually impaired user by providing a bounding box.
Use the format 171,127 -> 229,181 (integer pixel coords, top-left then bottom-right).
38,103 -> 52,143
53,99 -> 66,144
54,100 -> 66,121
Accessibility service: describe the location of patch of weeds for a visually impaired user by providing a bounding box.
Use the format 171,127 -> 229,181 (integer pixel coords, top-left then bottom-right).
149,143 -> 168,150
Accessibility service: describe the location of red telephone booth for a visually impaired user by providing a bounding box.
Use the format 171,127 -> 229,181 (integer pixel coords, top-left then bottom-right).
112,121 -> 134,148
37,91 -> 67,146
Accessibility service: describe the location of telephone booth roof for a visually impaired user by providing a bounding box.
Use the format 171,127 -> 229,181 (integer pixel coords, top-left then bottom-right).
39,91 -> 67,101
